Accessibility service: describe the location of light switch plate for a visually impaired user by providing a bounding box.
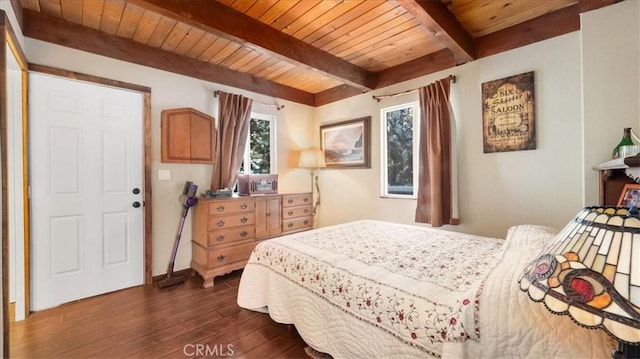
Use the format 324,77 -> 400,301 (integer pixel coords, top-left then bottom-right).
158,169 -> 171,181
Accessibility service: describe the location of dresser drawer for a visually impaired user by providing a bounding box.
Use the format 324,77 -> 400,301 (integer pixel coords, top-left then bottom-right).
207,225 -> 254,246
192,193 -> 313,288
207,212 -> 254,229
282,193 -> 311,207
207,198 -> 254,215
283,216 -> 313,232
283,205 -> 312,219
207,241 -> 258,268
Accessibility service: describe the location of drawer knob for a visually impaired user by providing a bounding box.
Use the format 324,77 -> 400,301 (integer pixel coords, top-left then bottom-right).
288,199 -> 293,204
216,235 -> 225,242
217,219 -> 225,227
240,216 -> 248,223
217,255 -> 226,262
303,219 -> 309,225
303,197 -> 309,202
240,230 -> 248,237
287,222 -> 293,228
303,209 -> 309,214
288,210 -> 294,216
217,205 -> 225,212
241,203 -> 248,209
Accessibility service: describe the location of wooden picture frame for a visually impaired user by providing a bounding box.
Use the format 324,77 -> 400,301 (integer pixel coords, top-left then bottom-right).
617,183 -> 640,207
320,116 -> 371,169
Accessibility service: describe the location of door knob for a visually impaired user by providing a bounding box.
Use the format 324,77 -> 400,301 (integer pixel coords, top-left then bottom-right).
132,201 -> 141,208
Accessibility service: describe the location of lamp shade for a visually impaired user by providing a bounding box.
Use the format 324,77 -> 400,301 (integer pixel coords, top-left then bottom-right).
298,149 -> 326,169
519,206 -> 640,344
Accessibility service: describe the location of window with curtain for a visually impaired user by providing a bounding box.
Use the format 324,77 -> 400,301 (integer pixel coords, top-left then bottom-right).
240,112 -> 277,174
380,102 -> 420,198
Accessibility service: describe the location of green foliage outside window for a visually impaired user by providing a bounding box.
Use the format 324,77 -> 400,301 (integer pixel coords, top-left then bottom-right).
249,118 -> 271,174
386,107 -> 414,195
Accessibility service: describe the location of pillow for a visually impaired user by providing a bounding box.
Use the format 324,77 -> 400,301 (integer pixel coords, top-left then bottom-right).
502,224 -> 559,257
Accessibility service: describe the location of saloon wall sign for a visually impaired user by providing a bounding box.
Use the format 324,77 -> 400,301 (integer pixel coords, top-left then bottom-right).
481,71 -> 535,153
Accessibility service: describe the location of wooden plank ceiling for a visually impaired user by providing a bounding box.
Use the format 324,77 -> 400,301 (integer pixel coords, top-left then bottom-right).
18,0 -> 620,107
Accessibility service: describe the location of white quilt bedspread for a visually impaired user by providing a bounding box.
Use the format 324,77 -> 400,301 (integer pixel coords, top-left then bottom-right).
238,220 -> 504,357
237,220 -> 616,358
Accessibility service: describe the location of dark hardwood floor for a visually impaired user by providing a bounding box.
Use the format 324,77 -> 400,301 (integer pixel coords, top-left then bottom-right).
10,270 -> 310,358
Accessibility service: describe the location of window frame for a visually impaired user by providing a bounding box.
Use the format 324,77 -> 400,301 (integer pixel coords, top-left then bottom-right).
380,102 -> 420,199
241,112 -> 277,175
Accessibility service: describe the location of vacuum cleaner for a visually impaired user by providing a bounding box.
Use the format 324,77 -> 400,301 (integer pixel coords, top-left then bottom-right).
158,181 -> 198,289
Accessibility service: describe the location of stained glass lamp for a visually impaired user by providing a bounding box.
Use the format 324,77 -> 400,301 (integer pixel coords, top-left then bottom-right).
519,206 -> 640,358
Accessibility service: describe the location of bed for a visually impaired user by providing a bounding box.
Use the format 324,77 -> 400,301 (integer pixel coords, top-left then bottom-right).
237,220 -> 615,358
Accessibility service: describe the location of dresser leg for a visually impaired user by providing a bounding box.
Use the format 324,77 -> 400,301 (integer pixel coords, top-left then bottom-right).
201,275 -> 215,288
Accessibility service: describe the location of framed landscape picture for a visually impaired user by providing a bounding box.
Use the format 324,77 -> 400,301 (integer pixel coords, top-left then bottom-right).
320,116 -> 371,169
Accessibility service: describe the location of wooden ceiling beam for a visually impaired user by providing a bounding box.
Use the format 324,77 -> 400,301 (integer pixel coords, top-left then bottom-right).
474,5 -> 580,59
130,0 -> 376,91
315,85 -> 366,107
578,0 -> 623,13
374,49 -> 456,89
396,0 -> 474,64
21,10 -> 316,106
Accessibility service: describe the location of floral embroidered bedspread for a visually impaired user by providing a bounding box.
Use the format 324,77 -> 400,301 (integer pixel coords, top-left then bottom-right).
246,220 -> 504,356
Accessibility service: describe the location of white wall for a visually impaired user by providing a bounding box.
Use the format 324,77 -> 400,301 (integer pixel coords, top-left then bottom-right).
1,2 -> 24,48
24,39 -> 315,275
316,31 -> 583,238
582,0 -> 640,205
6,44 -> 25,321
2,1 -> 28,349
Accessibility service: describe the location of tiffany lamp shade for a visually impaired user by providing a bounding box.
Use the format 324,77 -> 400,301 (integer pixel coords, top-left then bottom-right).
519,206 -> 640,358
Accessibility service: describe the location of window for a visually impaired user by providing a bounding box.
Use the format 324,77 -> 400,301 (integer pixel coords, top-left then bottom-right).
241,113 -> 276,174
381,102 -> 420,198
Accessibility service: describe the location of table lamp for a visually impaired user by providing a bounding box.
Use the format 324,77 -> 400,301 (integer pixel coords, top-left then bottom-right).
519,206 -> 640,358
298,149 -> 326,215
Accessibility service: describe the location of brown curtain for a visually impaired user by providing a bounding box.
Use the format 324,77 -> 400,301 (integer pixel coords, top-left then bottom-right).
210,91 -> 253,191
415,77 -> 459,226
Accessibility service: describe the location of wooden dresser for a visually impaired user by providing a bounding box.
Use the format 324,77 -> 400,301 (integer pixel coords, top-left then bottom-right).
282,193 -> 313,234
191,192 -> 313,288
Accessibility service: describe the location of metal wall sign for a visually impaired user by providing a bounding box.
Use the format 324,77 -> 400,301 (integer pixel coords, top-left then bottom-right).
482,71 -> 536,153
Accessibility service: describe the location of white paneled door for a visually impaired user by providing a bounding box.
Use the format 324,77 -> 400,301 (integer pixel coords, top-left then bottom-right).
29,73 -> 144,311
